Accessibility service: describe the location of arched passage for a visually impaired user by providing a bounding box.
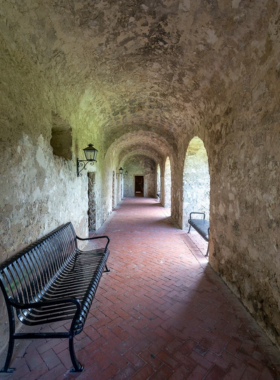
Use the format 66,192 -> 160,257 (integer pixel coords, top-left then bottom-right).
182,137 -> 210,229
157,164 -> 161,200
164,157 -> 171,208
112,171 -> 115,210
123,155 -> 156,198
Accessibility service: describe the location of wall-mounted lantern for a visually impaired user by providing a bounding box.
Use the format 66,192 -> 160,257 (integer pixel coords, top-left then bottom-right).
117,167 -> 128,177
117,167 -> 123,176
77,144 -> 98,177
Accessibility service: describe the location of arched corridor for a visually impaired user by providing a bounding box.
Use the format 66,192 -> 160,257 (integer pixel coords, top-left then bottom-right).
1,0 -> 280,377
2,198 -> 279,379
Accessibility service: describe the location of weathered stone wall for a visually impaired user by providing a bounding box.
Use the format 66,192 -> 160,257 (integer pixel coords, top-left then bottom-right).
175,123 -> 280,349
208,118 -> 280,348
182,137 -> 210,229
0,28 -> 98,354
123,155 -> 156,198
0,45 -> 89,260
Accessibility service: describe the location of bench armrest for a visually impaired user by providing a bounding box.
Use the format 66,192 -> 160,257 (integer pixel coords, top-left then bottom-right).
189,212 -> 205,220
8,297 -> 81,312
76,235 -> 110,252
9,297 -> 82,337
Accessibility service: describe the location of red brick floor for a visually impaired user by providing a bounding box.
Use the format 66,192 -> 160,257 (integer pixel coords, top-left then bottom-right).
2,198 -> 280,380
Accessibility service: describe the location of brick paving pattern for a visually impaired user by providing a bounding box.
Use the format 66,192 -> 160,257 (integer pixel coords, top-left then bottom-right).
2,198 -> 280,380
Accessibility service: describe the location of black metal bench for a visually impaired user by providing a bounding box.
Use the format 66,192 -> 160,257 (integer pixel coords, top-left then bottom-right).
188,212 -> 210,256
0,222 -> 110,373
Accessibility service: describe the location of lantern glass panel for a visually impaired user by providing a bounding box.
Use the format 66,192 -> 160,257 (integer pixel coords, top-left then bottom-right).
84,144 -> 98,161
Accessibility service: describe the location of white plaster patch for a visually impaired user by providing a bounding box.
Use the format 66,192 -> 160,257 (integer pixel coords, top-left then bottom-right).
79,89 -> 93,111
229,193 -> 235,201
252,155 -> 259,165
219,202 -> 225,215
197,44 -> 205,51
232,0 -> 242,9
235,200 -> 240,219
141,4 -> 149,12
179,0 -> 190,12
36,146 -> 47,169
206,29 -> 218,45
32,186 -> 41,200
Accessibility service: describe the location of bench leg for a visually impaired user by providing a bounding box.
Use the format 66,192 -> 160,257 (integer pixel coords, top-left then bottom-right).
206,244 -> 209,257
0,337 -> 15,373
69,337 -> 84,372
0,305 -> 15,373
104,264 -> 110,273
188,224 -> 191,233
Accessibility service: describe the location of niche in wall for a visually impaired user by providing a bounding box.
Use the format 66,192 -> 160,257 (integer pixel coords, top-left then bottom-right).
50,113 -> 72,159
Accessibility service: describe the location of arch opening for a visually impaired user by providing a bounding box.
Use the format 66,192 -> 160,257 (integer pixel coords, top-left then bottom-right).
123,155 -> 156,198
157,164 -> 161,201
112,171 -> 115,210
164,157 -> 171,208
182,137 -> 210,229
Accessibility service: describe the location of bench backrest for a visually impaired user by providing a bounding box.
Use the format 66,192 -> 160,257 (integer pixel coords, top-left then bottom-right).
0,223 -> 77,305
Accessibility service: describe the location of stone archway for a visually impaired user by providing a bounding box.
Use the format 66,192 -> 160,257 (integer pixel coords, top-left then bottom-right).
182,137 -> 210,229
157,164 -> 161,200
164,157 -> 171,208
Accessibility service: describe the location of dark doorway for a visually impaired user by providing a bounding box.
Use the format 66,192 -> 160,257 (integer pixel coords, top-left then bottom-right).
135,176 -> 144,197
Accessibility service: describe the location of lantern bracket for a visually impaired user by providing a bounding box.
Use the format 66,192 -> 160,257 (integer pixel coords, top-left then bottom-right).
77,144 -> 98,177
77,159 -> 96,177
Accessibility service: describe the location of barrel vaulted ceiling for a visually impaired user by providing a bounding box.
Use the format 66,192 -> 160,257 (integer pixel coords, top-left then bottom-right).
1,0 -> 278,159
